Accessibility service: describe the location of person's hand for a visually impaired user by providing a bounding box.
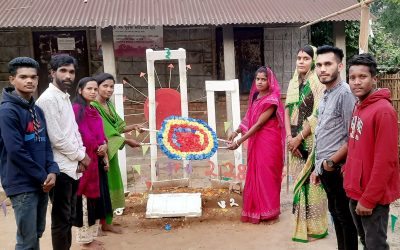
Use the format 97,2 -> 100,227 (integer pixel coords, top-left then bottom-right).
126,139 -> 141,148
227,140 -> 241,150
97,144 -> 108,157
80,153 -> 91,167
310,172 -> 320,185
322,160 -> 335,172
103,155 -> 110,172
104,162 -> 109,172
355,202 -> 373,216
228,131 -> 239,142
42,173 -> 56,192
287,135 -> 302,153
286,135 -> 303,158
77,153 -> 91,173
127,124 -> 144,133
76,163 -> 86,173
292,148 -> 303,158
133,124 -> 144,133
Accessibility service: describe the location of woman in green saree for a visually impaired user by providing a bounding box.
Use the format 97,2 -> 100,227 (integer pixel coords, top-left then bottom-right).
285,45 -> 328,242
92,73 -> 142,233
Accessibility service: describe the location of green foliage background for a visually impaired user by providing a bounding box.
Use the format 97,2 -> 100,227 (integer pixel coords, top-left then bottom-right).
310,0 -> 400,73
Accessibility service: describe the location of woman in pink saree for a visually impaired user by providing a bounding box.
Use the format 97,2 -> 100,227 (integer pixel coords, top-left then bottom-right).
228,66 -> 285,223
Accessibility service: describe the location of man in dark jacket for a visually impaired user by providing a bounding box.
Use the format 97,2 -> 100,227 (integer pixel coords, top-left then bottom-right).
0,57 -> 59,249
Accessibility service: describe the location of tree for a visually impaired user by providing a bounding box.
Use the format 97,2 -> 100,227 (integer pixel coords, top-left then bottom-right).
369,0 -> 400,72
311,0 -> 400,73
369,22 -> 400,73
345,19 -> 400,73
373,0 -> 400,41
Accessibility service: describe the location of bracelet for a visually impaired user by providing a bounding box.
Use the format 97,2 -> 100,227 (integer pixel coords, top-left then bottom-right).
234,141 -> 240,147
300,131 -> 305,140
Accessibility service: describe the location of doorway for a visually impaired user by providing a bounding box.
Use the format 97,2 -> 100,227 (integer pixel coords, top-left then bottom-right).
32,30 -> 89,98
234,27 -> 264,94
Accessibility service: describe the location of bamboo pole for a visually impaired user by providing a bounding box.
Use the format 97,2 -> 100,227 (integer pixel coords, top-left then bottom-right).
300,0 -> 374,29
359,2 -> 370,53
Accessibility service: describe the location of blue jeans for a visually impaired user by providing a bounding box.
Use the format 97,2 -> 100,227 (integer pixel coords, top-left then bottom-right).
10,191 -> 49,250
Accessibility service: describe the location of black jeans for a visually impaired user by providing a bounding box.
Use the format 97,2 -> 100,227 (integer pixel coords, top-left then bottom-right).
320,168 -> 358,250
49,173 -> 78,250
349,199 -> 390,250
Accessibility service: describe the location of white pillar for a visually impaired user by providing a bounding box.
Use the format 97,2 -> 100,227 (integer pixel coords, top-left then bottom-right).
230,79 -> 243,173
114,84 -> 128,192
146,49 -> 188,183
205,80 -> 242,179
333,22 -> 347,81
206,87 -> 218,177
146,51 -> 157,184
223,26 -> 235,133
101,27 -> 117,79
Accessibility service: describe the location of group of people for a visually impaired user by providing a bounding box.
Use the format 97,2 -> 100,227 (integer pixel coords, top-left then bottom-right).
1,45 -> 399,250
228,45 -> 400,250
0,55 -> 142,250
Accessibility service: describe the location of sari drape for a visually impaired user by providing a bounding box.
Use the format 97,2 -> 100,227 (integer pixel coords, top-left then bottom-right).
292,150 -> 328,242
239,67 -> 285,223
285,46 -> 328,242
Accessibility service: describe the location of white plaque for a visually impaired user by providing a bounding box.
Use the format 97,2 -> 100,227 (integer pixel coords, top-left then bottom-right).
57,37 -> 75,51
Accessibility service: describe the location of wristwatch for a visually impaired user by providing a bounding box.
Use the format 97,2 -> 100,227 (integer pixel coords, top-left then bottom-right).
325,159 -> 336,169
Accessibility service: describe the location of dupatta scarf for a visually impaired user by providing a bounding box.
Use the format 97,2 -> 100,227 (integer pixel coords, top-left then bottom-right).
91,100 -> 125,160
91,100 -> 126,211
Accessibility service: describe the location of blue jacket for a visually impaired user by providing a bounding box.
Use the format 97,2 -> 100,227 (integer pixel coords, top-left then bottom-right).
0,87 -> 59,196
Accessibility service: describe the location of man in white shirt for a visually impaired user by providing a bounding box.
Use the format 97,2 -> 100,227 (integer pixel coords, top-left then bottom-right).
36,55 -> 90,250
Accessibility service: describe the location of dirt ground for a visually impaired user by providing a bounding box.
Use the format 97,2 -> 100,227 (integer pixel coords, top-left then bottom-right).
1,185 -> 399,249
0,186 -> 351,250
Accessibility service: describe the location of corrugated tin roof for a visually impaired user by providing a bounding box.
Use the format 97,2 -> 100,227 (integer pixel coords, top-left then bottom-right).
0,0 -> 360,28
